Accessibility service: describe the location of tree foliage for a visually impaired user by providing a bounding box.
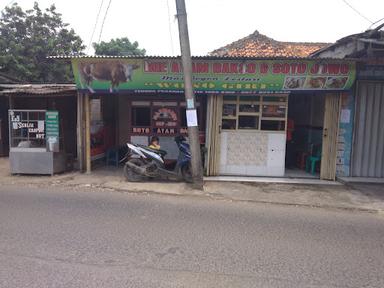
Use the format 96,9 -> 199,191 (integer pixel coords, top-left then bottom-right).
0,2 -> 84,83
93,37 -> 146,56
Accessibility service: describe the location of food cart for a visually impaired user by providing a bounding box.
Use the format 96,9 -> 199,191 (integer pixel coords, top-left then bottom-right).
8,109 -> 67,175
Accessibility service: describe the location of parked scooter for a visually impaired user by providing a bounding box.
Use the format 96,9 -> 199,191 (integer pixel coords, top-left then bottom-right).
123,136 -> 192,182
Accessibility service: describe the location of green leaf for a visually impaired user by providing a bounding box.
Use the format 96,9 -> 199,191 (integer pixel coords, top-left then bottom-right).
0,2 -> 85,82
93,37 -> 146,56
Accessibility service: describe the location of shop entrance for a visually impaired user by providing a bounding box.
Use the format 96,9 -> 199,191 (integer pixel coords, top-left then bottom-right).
123,95 -> 206,166
86,94 -> 207,170
286,92 -> 341,180
285,93 -> 325,178
207,93 -> 340,180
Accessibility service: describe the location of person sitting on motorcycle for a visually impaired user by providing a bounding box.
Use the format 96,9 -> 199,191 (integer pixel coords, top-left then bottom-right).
148,136 -> 167,158
148,136 -> 160,150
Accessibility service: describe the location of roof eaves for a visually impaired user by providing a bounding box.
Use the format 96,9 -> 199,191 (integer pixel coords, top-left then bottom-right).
48,55 -> 352,61
48,55 -> 177,59
0,84 -> 76,95
310,30 -> 376,57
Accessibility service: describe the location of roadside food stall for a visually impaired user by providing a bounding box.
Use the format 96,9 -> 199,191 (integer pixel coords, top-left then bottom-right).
8,109 -> 67,175
51,55 -> 356,180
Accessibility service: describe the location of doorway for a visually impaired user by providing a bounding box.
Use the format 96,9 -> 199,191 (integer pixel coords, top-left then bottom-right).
206,93 -> 340,180
285,93 -> 340,180
285,93 -> 324,178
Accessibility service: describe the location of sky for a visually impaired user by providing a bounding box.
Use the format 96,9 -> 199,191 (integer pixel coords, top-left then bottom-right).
2,0 -> 384,56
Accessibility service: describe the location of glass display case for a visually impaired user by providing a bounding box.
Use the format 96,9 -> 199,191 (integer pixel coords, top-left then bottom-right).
221,95 -> 287,131
219,95 -> 288,177
8,109 -> 66,175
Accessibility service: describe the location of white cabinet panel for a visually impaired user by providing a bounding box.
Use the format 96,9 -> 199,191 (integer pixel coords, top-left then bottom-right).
268,133 -> 286,152
246,165 -> 269,175
220,132 -> 228,166
219,131 -> 286,176
267,166 -> 285,176
267,150 -> 285,166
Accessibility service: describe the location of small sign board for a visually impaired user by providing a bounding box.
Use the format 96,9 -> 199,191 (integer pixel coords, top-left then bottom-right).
186,109 -> 198,127
45,111 -> 59,152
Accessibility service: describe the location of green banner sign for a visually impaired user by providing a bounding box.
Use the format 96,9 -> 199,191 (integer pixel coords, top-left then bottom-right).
71,58 -> 356,94
45,111 -> 59,137
45,110 -> 59,152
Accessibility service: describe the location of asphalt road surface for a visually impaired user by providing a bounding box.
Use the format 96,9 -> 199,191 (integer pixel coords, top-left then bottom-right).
0,185 -> 383,288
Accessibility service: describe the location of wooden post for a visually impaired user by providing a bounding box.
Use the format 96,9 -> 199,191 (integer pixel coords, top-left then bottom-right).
76,92 -> 84,171
7,95 -> 13,154
320,93 -> 340,180
8,95 -> 13,109
84,93 -> 91,174
115,94 -> 119,146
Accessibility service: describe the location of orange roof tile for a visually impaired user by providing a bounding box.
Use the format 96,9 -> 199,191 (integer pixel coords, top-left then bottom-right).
210,30 -> 330,58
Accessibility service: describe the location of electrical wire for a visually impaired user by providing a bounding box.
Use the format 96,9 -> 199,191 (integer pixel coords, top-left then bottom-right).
368,17 -> 384,29
341,0 -> 373,24
87,0 -> 104,54
166,0 -> 175,55
97,0 -> 112,44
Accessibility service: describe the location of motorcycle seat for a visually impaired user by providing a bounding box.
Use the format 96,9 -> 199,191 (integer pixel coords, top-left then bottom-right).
140,145 -> 167,157
150,148 -> 167,157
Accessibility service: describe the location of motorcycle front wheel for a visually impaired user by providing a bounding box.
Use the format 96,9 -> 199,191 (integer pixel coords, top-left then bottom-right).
124,159 -> 146,182
181,163 -> 193,183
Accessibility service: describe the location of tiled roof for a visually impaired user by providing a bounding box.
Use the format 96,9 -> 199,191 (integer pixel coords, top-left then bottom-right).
210,30 -> 330,57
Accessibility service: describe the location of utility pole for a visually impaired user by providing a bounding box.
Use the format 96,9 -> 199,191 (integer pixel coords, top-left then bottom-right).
175,0 -> 203,189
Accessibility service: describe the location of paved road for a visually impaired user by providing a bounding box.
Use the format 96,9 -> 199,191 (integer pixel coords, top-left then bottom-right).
0,185 -> 383,288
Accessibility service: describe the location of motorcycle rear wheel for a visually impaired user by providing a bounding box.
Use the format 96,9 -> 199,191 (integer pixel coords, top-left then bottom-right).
124,159 -> 146,182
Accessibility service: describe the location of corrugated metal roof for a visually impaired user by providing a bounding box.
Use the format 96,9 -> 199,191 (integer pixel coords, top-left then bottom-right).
48,54 -> 356,61
48,55 -> 151,59
0,84 -> 76,95
311,25 -> 384,57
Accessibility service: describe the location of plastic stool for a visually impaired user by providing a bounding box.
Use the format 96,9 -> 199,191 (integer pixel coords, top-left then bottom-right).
306,155 -> 321,175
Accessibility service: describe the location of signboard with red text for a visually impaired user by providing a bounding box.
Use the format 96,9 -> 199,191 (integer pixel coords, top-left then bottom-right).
72,58 -> 355,94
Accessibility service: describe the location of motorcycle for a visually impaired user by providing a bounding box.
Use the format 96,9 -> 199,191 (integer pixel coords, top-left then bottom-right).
123,136 -> 192,182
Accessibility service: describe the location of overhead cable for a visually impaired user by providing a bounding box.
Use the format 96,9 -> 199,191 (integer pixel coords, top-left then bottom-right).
341,0 -> 373,24
97,0 -> 112,44
87,0 -> 104,54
